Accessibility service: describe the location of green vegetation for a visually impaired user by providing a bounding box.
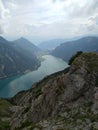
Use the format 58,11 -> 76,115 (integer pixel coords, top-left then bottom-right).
72,52 -> 98,73
0,119 -> 10,130
84,53 -> 98,72
68,51 -> 83,65
0,99 -> 12,109
0,99 -> 12,129
0,99 -> 12,117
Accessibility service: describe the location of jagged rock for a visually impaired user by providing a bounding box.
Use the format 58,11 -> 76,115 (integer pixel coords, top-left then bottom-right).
1,52 -> 98,130
92,87 -> 98,114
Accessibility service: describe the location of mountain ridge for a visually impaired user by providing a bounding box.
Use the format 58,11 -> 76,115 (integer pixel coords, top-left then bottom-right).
51,36 -> 98,61
13,37 -> 41,56
0,36 -> 41,79
38,39 -> 67,50
0,52 -> 98,129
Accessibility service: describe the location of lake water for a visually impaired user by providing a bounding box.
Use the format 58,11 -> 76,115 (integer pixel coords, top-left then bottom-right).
0,55 -> 68,98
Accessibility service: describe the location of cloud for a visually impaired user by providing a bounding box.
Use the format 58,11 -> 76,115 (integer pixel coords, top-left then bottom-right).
0,0 -> 11,34
0,0 -> 98,40
69,0 -> 98,18
0,26 -> 3,34
52,0 -> 65,2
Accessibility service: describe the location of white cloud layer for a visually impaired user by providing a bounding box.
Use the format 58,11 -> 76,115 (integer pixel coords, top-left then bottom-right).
0,0 -> 98,40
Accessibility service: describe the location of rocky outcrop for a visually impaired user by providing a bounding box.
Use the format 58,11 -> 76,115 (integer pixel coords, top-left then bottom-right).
1,52 -> 98,130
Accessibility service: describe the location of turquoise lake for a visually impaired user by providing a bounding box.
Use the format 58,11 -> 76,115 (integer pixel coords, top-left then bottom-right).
0,55 -> 68,98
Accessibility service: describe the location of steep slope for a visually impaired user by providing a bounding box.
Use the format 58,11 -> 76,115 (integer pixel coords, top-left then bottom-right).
1,52 -> 98,130
38,39 -> 66,50
0,36 -> 40,79
52,36 -> 98,61
12,37 -> 41,56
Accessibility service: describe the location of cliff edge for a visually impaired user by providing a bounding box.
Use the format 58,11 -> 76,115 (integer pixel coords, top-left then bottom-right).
1,52 -> 98,130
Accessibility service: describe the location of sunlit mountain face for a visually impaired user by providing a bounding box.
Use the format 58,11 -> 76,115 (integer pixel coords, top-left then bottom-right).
0,0 -> 98,43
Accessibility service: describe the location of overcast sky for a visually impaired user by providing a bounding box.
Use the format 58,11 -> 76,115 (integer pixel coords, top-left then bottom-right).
0,0 -> 98,43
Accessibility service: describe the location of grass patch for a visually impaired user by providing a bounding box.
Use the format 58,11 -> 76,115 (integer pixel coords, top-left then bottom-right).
0,99 -> 12,129
73,52 -> 98,73
0,99 -> 12,117
68,51 -> 83,65
0,120 -> 10,130
0,99 -> 12,109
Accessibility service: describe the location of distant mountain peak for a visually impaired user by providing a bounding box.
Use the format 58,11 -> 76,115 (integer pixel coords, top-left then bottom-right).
17,37 -> 28,42
13,37 -> 41,55
38,38 -> 67,50
14,37 -> 33,46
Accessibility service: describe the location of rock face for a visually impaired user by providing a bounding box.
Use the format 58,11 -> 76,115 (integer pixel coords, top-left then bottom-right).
1,52 -> 98,130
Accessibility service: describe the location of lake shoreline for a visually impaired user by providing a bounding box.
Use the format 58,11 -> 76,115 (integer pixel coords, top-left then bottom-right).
6,67 -> 70,101
0,55 -> 68,98
0,62 -> 41,80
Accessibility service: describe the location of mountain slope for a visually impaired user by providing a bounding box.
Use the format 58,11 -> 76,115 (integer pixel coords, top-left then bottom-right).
51,36 -> 98,61
0,36 -> 40,79
1,52 -> 98,130
12,37 -> 41,56
38,39 -> 66,50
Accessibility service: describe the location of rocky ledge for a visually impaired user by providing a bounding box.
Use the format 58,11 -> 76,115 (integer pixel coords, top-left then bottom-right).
0,52 -> 98,130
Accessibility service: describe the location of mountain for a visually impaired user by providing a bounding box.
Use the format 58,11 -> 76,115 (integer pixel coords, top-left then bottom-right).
12,37 -> 41,56
1,52 -> 98,129
38,39 -> 66,50
51,36 -> 98,61
0,36 -> 40,79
